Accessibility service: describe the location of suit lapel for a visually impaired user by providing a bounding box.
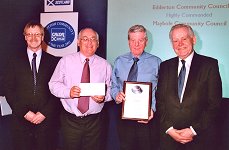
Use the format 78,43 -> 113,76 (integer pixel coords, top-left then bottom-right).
37,51 -> 46,81
182,53 -> 201,101
20,51 -> 33,75
169,57 -> 180,103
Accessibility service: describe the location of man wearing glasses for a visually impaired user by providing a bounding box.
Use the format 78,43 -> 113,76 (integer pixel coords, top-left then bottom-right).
49,28 -> 112,150
4,21 -> 60,150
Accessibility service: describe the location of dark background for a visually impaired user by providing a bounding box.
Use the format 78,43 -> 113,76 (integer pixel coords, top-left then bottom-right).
0,1 -> 229,150
0,0 -> 107,96
0,0 -> 109,149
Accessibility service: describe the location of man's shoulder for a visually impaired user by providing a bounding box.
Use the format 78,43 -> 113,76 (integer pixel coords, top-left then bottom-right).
42,51 -> 59,58
115,52 -> 131,61
42,51 -> 60,63
59,52 -> 79,61
161,57 -> 177,65
7,50 -> 26,64
142,52 -> 162,62
194,53 -> 218,63
117,52 -> 130,58
113,53 -> 130,66
94,54 -> 111,66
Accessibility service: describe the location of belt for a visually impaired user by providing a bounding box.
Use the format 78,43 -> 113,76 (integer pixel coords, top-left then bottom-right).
63,110 -> 100,119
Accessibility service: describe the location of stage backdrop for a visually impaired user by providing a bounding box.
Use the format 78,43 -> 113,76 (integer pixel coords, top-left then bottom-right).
107,0 -> 229,98
0,0 -> 107,95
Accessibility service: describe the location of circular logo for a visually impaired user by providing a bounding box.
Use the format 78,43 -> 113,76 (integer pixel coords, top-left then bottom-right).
44,20 -> 75,49
131,85 -> 143,94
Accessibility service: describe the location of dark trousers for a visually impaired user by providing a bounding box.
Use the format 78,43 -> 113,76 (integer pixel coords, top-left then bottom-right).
117,115 -> 159,150
11,116 -> 58,150
61,111 -> 102,150
106,101 -> 120,150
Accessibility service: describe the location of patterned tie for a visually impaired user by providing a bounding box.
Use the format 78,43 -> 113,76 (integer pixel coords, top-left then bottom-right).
178,60 -> 186,99
127,57 -> 139,81
32,53 -> 37,95
78,58 -> 90,113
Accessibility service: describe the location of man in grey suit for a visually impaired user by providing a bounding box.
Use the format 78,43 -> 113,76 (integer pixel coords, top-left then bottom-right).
4,21 -> 60,150
156,24 -> 222,150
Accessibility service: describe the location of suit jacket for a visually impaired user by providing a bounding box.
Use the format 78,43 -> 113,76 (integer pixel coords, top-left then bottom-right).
156,52 -> 222,142
4,50 -> 60,127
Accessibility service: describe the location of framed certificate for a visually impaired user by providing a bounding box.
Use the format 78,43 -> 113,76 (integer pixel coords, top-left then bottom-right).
122,81 -> 152,120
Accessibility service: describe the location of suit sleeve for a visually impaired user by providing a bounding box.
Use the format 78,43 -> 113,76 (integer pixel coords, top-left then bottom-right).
40,94 -> 62,119
38,56 -> 62,119
191,59 -> 222,134
4,58 -> 29,117
156,62 -> 174,132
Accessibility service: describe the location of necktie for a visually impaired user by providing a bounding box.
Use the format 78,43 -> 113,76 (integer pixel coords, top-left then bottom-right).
32,53 -> 37,95
178,60 -> 186,99
127,57 -> 139,81
78,58 -> 90,113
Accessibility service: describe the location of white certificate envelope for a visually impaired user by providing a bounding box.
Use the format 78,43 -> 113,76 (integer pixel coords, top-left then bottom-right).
79,83 -> 105,96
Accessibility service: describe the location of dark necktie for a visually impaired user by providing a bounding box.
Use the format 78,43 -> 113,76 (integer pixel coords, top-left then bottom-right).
32,53 -> 37,95
178,60 -> 186,99
127,57 -> 139,81
78,58 -> 90,113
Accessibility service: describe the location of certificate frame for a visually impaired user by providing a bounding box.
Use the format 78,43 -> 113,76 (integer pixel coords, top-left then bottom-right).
122,81 -> 152,120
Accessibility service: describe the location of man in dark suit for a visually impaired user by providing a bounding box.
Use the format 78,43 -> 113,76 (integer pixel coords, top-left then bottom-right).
156,24 -> 222,150
4,21 -> 60,150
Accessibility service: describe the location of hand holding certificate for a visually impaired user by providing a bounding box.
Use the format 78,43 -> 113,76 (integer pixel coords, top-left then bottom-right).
122,81 -> 152,120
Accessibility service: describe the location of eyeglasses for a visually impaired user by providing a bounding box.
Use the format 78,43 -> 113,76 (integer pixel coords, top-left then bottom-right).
80,37 -> 98,43
25,33 -> 43,38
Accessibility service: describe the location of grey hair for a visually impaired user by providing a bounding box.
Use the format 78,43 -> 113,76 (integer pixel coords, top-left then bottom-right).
169,24 -> 195,40
128,25 -> 147,40
78,28 -> 99,41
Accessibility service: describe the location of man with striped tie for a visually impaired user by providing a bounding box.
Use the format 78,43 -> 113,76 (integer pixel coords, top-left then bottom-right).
156,24 -> 222,150
4,21 -> 60,150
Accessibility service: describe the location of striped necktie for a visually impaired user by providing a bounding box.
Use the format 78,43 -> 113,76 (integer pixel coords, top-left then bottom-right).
32,53 -> 37,95
178,60 -> 186,99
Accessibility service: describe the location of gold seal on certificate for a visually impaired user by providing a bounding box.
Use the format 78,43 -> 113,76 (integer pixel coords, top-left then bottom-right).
122,81 -> 152,120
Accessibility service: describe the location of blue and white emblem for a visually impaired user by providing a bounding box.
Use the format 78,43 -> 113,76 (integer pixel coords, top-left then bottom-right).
44,20 -> 75,49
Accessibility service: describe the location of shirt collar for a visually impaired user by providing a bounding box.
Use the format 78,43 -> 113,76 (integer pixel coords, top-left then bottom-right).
179,51 -> 194,67
79,52 -> 95,64
27,49 -> 42,60
129,51 -> 145,61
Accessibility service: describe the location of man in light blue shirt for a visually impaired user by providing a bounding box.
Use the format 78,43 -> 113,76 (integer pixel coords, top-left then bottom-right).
111,24 -> 162,150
